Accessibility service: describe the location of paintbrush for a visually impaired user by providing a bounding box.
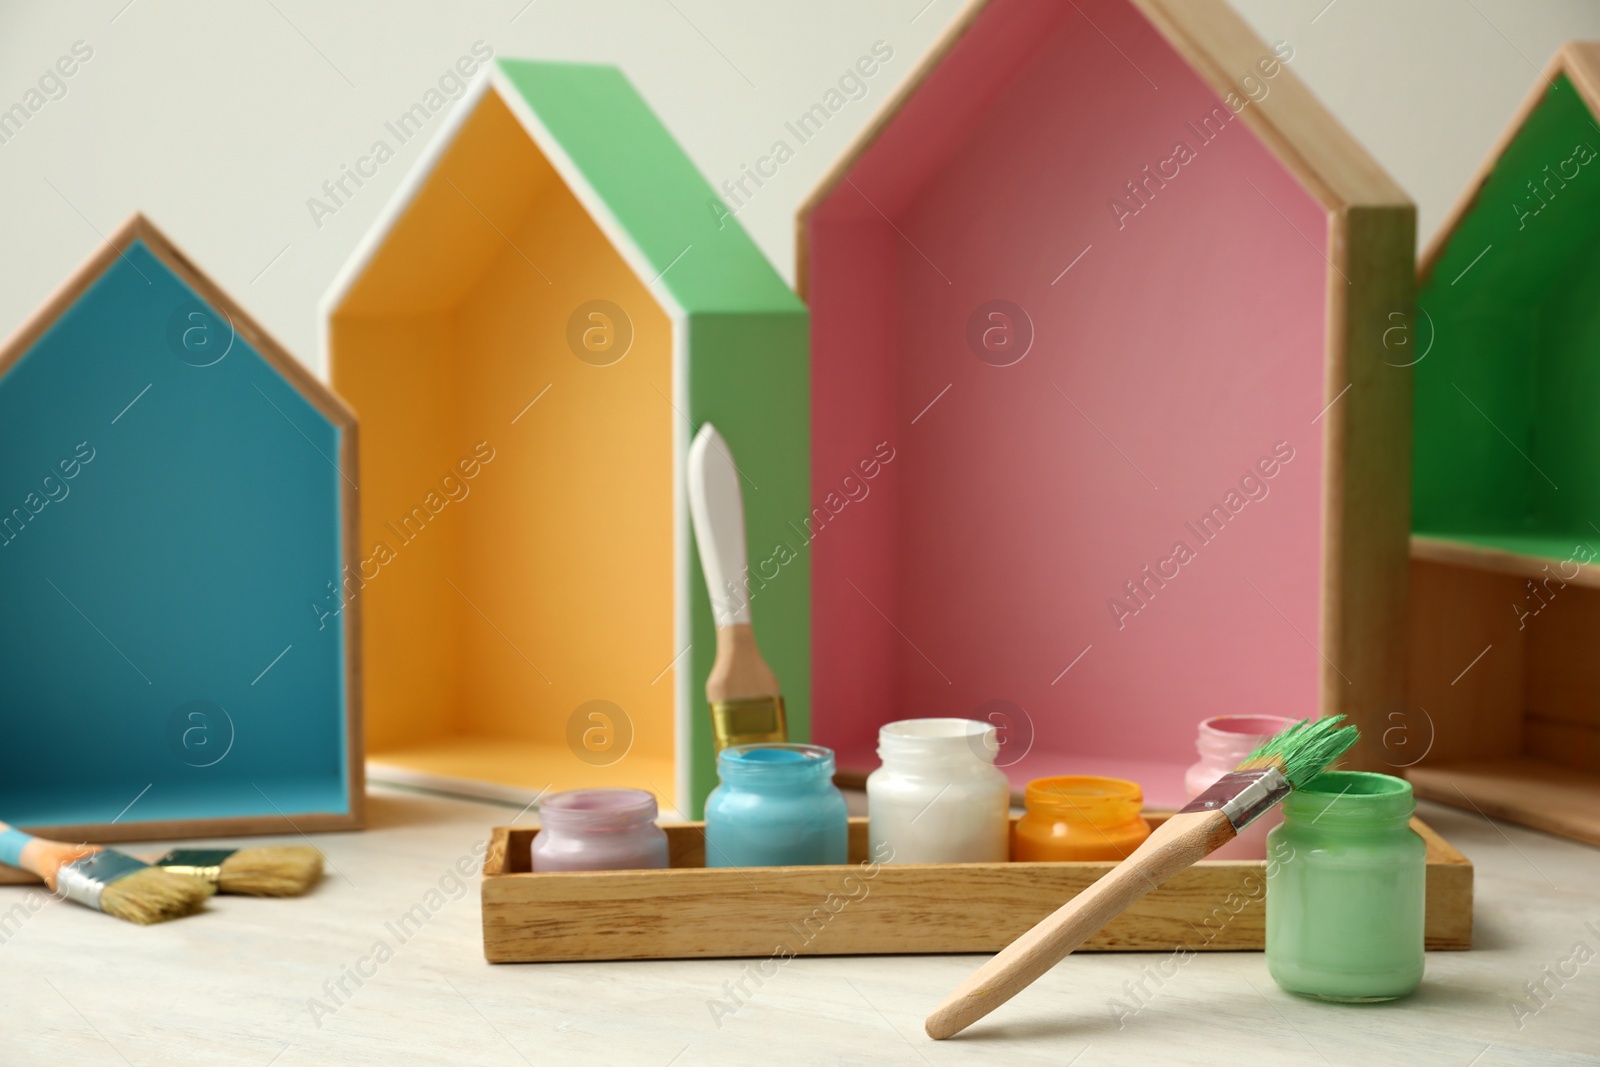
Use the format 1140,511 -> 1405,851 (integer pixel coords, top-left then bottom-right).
925,716 -> 1360,1040
687,423 -> 787,750
0,821 -> 213,925
153,846 -> 324,896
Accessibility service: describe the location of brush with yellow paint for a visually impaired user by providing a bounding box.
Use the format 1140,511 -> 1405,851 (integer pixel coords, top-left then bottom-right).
0,821 -> 213,925
152,845 -> 324,896
688,423 -> 786,750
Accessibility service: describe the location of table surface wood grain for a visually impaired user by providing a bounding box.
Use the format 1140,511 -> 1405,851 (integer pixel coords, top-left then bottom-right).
2,788 -> 1596,1066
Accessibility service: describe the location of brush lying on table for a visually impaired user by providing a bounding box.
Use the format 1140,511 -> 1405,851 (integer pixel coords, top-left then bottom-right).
925,716 -> 1360,1040
0,821 -> 213,925
153,846 -> 324,896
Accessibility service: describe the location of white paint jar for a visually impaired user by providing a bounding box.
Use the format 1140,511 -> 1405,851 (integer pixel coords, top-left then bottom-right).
866,718 -> 1011,864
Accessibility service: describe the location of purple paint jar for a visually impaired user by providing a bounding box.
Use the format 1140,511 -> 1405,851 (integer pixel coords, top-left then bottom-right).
530,788 -> 670,872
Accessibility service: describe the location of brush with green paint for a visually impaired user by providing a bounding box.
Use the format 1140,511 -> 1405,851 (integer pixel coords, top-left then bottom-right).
925,716 -> 1360,1040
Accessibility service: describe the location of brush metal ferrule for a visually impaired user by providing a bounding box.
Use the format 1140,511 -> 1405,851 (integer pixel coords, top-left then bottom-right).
56,851 -> 149,912
710,696 -> 787,751
1177,768 -> 1291,831
152,849 -> 234,888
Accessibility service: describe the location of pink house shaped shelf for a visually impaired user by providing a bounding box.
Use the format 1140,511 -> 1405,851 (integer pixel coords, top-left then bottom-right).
797,0 -> 1414,803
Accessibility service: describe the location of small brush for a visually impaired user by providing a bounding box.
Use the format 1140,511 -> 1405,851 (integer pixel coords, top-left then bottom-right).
925,716 -> 1360,1040
687,423 -> 787,750
153,846 -> 324,896
0,821 -> 213,925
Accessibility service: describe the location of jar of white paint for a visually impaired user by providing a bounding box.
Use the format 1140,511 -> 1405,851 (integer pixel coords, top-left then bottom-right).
866,718 -> 1010,864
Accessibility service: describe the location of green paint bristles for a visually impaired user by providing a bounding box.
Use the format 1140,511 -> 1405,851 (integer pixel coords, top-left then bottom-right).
1236,715 -> 1360,789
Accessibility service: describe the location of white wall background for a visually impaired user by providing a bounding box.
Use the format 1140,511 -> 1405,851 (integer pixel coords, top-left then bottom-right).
2,0 -> 1598,370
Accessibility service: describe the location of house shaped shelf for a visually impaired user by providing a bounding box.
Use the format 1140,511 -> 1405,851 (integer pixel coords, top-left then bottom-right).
0,215 -> 361,842
325,61 -> 809,817
1407,43 -> 1600,845
797,0 -> 1414,804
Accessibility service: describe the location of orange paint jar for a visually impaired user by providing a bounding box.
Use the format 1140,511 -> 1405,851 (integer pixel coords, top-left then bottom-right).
1013,776 -> 1151,861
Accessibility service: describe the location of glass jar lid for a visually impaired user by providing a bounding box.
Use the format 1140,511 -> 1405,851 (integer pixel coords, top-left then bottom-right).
718,743 -> 836,783
1282,771 -> 1414,829
877,718 -> 998,765
1024,775 -> 1143,823
538,788 -> 659,830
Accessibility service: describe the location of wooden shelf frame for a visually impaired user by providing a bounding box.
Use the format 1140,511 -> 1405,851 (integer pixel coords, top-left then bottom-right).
1411,533 -> 1600,589
1409,757 -> 1600,847
1413,44 -> 1600,564
0,213 -> 363,843
323,61 -> 810,818
794,0 -> 1415,776
1405,44 -> 1600,848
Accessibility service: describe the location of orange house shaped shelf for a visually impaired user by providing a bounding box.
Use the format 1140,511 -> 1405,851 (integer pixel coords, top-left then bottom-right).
324,61 -> 809,816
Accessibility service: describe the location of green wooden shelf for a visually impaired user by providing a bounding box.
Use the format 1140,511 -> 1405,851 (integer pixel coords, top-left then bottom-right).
1415,72 -> 1600,543
1408,47 -> 1600,848
1412,530 -> 1600,587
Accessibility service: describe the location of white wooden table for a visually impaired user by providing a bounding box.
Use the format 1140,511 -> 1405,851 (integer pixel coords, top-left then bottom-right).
2,789 -> 1596,1066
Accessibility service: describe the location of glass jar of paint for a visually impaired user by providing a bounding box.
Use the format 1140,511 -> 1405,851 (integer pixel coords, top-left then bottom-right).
867,718 -> 1010,864
530,788 -> 670,872
1184,714 -> 1296,860
1013,776 -> 1151,861
704,744 -> 848,867
1266,771 -> 1425,1001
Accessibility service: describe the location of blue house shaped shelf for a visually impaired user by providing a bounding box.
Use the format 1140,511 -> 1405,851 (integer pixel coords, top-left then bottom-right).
0,214 -> 362,842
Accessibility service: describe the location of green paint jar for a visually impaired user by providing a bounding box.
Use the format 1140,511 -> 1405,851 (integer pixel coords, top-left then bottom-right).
1266,771 -> 1425,1002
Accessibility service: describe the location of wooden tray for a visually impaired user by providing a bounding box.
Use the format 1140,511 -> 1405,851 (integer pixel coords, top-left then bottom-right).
481,814 -> 1473,962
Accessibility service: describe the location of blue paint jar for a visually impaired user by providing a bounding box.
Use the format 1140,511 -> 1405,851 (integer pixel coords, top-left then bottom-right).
704,744 -> 849,867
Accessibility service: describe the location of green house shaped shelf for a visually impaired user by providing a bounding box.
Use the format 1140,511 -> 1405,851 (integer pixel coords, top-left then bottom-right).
0,215 -> 362,843
324,60 -> 809,817
1408,42 -> 1600,845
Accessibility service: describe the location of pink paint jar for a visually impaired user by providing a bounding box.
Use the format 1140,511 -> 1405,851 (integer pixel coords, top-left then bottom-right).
530,788 -> 670,872
1183,715 -> 1296,860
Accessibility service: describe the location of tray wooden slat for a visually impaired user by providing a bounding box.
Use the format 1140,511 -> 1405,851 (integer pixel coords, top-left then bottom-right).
482,814 -> 1473,962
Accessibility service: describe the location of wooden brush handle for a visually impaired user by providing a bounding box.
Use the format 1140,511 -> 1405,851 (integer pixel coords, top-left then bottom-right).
0,821 -> 98,891
706,623 -> 780,701
925,809 -> 1235,1040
